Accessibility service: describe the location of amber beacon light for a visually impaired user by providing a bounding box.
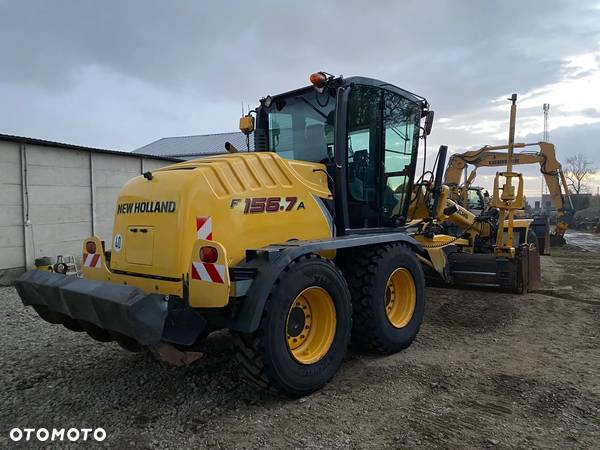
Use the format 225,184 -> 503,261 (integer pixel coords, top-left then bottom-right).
309,72 -> 327,88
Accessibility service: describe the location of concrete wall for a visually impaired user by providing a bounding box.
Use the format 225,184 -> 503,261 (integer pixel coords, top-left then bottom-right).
0,139 -> 174,283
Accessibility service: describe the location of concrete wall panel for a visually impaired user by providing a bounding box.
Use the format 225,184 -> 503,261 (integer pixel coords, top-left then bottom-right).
0,205 -> 23,227
0,225 -> 23,248
0,246 -> 23,270
26,164 -> 91,187
0,141 -> 20,161
143,158 -> 170,171
34,221 -> 91,245
28,203 -> 92,225
35,238 -> 86,261
0,140 -> 174,276
27,146 -> 89,168
0,143 -> 24,270
0,184 -> 23,205
28,185 -> 91,206
0,161 -> 22,185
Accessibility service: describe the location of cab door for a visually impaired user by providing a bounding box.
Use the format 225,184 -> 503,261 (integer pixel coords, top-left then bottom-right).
381,91 -> 421,223
345,86 -> 420,230
346,85 -> 382,229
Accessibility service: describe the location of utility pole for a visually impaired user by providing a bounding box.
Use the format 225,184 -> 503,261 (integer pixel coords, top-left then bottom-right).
541,103 -> 550,203
543,103 -> 550,141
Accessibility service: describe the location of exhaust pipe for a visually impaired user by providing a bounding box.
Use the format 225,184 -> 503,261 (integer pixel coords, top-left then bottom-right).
431,145 -> 448,218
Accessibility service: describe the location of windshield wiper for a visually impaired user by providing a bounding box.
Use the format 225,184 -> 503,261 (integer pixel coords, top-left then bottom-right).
389,125 -> 409,141
295,96 -> 328,120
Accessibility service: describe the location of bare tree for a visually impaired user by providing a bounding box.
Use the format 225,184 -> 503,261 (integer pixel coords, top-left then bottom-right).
564,153 -> 596,194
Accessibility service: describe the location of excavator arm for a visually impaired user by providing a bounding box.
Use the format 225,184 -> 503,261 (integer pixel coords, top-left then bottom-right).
443,142 -> 574,240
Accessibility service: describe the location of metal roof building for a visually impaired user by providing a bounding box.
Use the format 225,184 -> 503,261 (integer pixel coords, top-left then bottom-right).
0,133 -> 177,283
133,131 -> 254,160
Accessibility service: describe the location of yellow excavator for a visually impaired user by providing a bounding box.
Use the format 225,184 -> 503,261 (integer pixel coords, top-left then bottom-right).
15,74 -> 540,396
405,94 -> 541,290
443,126 -> 574,250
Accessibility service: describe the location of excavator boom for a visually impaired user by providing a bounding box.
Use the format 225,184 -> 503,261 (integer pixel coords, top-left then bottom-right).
444,141 -> 574,243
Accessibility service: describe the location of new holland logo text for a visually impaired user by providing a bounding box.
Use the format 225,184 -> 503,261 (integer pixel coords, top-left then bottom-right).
117,201 -> 176,214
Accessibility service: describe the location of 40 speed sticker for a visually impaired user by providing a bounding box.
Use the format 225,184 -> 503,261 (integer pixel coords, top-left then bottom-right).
114,233 -> 122,252
229,197 -> 305,214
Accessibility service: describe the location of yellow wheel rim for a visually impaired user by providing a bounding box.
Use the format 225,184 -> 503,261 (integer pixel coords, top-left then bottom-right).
385,268 -> 416,328
286,287 -> 336,365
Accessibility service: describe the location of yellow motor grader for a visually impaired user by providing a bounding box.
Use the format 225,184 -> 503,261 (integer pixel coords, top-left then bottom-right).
15,73 -> 539,395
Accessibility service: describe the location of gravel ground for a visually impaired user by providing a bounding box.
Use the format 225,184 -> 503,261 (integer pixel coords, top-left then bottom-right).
1,236 -> 599,449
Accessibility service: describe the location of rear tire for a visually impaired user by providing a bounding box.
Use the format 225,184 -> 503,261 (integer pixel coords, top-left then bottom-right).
341,243 -> 425,354
232,254 -> 352,396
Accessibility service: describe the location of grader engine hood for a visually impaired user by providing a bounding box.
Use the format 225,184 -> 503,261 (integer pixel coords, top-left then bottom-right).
108,153 -> 334,282
109,170 -> 189,279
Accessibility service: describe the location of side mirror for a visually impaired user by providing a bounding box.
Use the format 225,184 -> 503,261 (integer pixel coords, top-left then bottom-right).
424,110 -> 434,136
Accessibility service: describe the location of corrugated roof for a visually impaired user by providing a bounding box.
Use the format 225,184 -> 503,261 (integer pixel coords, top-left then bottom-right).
0,133 -> 180,162
133,131 -> 254,159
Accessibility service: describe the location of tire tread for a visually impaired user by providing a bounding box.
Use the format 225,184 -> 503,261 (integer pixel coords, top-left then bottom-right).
232,254 -> 349,395
341,242 -> 418,353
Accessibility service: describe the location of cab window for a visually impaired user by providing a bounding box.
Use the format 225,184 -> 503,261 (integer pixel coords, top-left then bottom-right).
267,92 -> 335,162
346,86 -> 382,228
382,91 -> 420,220
467,189 -> 484,210
346,85 -> 420,229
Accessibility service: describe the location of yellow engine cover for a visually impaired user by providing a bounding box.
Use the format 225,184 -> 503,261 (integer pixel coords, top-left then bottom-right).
107,153 -> 334,281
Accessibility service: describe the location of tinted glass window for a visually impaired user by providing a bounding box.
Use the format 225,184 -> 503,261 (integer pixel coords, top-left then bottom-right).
267,92 -> 335,162
468,189 -> 484,210
382,91 -> 420,220
346,86 -> 382,228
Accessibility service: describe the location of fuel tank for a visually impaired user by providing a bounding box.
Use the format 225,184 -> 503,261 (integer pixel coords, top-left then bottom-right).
108,152 -> 334,279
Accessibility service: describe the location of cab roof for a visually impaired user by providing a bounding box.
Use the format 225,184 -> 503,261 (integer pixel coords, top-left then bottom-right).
264,75 -> 429,110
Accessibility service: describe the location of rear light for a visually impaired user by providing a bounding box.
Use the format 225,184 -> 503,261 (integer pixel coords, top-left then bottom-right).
200,246 -> 218,263
86,241 -> 96,254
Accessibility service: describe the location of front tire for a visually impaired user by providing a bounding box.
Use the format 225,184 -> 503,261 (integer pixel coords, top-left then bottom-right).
342,243 -> 425,354
233,254 -> 352,396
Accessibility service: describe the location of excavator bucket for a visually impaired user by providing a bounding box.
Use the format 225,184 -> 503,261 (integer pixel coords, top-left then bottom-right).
518,244 -> 541,293
531,216 -> 551,255
445,243 -> 540,294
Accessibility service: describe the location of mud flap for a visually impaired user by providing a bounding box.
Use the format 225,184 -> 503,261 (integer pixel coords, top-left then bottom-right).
188,239 -> 230,308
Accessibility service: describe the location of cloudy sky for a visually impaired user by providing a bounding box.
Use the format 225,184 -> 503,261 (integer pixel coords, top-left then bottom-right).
1,0 -> 599,197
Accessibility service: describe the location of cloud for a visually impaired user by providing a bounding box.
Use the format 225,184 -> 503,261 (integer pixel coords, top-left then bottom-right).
0,0 -> 599,159
434,121 -> 600,198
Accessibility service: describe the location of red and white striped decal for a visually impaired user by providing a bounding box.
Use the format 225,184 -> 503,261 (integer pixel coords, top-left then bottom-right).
191,261 -> 225,284
196,216 -> 212,240
83,252 -> 102,268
